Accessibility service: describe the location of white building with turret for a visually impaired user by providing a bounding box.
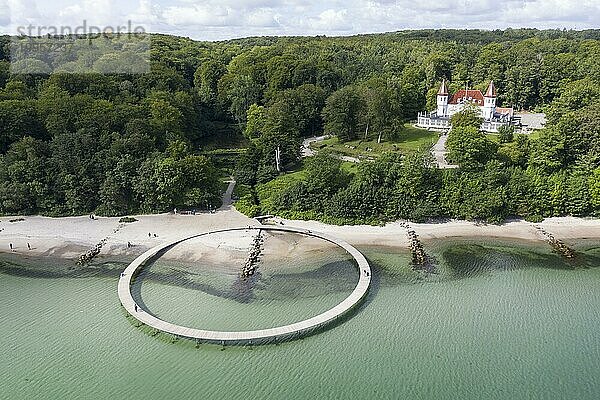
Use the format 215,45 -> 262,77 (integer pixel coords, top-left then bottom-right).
417,80 -> 516,132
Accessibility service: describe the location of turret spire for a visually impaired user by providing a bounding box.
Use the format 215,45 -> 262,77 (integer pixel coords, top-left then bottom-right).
438,79 -> 449,95
485,80 -> 497,97
436,79 -> 449,117
483,80 -> 497,120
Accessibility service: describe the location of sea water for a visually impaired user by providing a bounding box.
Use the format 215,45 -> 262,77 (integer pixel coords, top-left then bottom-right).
0,238 -> 599,399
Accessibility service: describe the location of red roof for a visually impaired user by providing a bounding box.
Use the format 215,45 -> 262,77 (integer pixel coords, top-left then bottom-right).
496,107 -> 513,117
449,89 -> 485,106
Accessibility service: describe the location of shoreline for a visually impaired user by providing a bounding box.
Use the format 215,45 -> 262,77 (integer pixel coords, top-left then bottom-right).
0,208 -> 599,263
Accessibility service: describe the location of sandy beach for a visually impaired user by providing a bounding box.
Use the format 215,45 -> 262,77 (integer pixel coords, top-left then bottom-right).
0,207 -> 253,262
0,205 -> 599,263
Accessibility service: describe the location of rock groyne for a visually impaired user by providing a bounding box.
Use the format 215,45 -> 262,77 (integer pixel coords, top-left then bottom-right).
399,222 -> 436,273
241,230 -> 264,278
534,225 -> 576,260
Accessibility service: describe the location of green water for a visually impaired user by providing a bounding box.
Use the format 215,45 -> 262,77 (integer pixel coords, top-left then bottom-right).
134,243 -> 357,331
1,238 -> 600,399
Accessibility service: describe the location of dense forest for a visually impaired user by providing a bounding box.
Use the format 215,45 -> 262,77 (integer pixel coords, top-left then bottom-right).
0,29 -> 599,222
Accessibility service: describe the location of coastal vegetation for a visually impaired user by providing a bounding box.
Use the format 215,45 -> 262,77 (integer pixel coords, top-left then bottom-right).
0,30 -> 598,223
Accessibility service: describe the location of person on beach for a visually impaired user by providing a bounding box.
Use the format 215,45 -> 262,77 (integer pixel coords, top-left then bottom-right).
27,243 -> 31,250
148,232 -> 151,238
134,304 -> 138,312
9,243 -> 13,251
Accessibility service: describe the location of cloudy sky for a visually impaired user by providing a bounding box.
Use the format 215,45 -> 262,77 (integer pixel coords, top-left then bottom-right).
1,0 -> 599,40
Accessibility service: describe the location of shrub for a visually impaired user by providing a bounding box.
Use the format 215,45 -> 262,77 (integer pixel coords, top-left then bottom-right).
234,195 -> 261,217
498,125 -> 515,143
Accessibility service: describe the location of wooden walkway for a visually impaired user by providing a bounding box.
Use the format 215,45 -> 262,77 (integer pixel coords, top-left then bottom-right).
118,226 -> 371,345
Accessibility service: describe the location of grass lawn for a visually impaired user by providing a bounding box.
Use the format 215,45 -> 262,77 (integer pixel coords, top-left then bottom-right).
487,130 -> 542,143
340,161 -> 360,175
311,124 -> 437,159
255,169 -> 308,210
528,130 -> 542,140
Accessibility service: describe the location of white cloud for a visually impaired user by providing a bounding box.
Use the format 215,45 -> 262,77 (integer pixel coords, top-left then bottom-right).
126,0 -> 159,28
506,0 -> 598,24
0,0 -> 10,25
0,0 -> 598,39
246,9 -> 280,28
307,9 -> 351,31
162,4 -> 233,26
7,0 -> 40,21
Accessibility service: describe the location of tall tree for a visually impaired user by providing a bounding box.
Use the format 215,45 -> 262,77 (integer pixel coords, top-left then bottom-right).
446,126 -> 498,170
322,85 -> 365,142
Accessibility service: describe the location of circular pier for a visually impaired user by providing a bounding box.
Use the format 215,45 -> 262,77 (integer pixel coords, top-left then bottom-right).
118,226 -> 371,345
